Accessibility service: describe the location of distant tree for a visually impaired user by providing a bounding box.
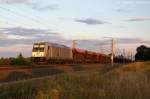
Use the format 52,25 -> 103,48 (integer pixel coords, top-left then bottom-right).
0,57 -> 10,65
0,53 -> 32,66
135,45 -> 150,61
114,54 -> 132,63
10,53 -> 28,65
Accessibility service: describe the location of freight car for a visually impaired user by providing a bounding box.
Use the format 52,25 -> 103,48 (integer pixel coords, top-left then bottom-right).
32,42 -> 110,64
72,49 -> 110,63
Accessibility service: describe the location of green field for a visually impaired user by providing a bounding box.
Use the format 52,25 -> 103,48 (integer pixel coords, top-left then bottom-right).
0,62 -> 150,99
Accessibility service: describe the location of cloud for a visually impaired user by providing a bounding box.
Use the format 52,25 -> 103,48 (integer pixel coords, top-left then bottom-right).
0,27 -> 65,47
0,0 -> 30,4
0,27 -> 49,36
77,38 -> 144,46
0,44 -> 32,52
75,18 -> 108,25
118,0 -> 150,5
115,9 -> 129,13
0,27 -> 49,40
0,34 -> 36,40
31,4 -> 59,11
119,26 -> 127,28
0,0 -> 42,4
0,44 -> 32,57
0,0 -> 59,11
115,38 -> 143,44
127,17 -> 150,22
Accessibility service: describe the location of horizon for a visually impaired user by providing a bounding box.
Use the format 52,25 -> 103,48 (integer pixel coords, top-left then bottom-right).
0,0 -> 150,57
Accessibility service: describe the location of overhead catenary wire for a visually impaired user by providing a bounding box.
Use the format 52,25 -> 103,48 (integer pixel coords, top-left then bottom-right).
0,13 -> 31,27
94,39 -> 113,54
0,6 -> 51,29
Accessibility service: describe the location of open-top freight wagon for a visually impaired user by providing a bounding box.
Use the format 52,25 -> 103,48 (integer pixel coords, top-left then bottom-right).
32,42 -> 110,64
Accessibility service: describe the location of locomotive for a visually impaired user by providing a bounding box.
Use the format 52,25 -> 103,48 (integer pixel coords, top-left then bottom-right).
32,42 -> 110,64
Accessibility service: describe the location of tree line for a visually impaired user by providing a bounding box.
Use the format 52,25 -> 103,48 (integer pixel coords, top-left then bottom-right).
0,53 -> 31,66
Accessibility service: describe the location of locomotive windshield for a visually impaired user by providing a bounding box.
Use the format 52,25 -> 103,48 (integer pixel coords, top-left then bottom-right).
33,44 -> 45,52
33,47 -> 44,52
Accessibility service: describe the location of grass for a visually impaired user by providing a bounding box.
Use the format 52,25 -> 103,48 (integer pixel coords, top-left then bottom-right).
0,64 -> 104,83
0,62 -> 150,99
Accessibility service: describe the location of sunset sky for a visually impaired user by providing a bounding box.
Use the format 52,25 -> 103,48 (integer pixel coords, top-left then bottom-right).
0,0 -> 150,57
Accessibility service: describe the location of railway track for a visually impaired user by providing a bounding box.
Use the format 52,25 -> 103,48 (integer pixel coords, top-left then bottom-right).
0,65 -> 58,71
0,64 -> 106,72
0,64 -> 107,84
0,66 -> 28,71
0,63 -> 118,86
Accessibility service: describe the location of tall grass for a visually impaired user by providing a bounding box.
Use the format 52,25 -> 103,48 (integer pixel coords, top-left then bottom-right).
0,62 -> 150,99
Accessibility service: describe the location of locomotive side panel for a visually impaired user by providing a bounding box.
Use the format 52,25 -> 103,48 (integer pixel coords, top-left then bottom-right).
47,46 -> 73,60
51,47 -> 59,59
60,48 -> 72,59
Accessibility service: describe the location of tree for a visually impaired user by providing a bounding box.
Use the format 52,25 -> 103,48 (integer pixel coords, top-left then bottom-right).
10,53 -> 27,65
135,45 -> 150,61
0,57 -> 10,65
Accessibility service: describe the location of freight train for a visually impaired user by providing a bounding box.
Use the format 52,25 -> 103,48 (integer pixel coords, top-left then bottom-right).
32,42 -> 110,64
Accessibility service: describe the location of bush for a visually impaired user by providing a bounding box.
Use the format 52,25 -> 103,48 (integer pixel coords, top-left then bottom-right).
10,53 -> 27,65
0,58 -> 10,65
135,45 -> 150,61
0,53 -> 31,66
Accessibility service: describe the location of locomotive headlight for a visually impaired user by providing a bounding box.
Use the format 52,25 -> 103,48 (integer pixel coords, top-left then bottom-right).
32,52 -> 45,57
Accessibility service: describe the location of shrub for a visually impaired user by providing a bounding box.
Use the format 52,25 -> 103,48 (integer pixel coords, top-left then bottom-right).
10,53 -> 27,65
0,53 -> 32,66
0,58 -> 11,65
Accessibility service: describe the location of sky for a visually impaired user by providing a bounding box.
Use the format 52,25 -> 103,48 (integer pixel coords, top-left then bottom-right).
0,0 -> 150,57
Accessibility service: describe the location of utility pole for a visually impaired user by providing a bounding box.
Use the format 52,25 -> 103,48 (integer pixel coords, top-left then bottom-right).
128,52 -> 130,61
123,48 -> 126,64
111,38 -> 115,66
72,40 -> 77,49
131,52 -> 133,62
128,51 -> 132,62
103,37 -> 115,66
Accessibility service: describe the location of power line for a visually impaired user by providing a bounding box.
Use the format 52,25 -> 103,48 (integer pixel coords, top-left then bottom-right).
0,13 -> 31,27
0,7 -> 51,29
